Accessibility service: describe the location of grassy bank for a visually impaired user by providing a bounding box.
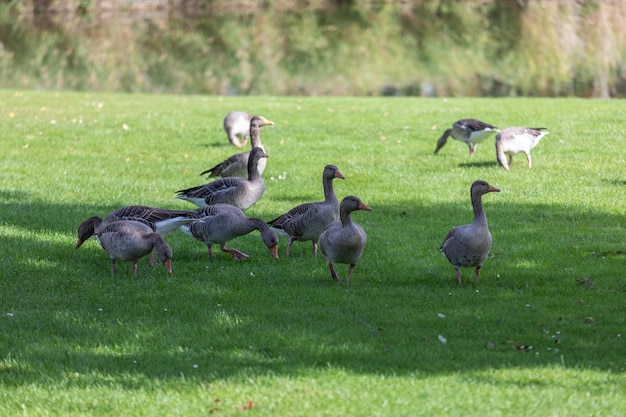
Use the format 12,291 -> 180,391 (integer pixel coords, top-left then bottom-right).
0,90 -> 625,416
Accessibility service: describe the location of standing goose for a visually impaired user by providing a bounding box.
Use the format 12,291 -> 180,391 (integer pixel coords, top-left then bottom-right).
319,196 -> 371,284
174,147 -> 268,210
202,115 -> 274,178
434,119 -> 499,156
495,127 -> 548,171
440,180 -> 500,285
181,203 -> 279,260
223,111 -> 252,148
76,205 -> 198,249
268,165 -> 345,256
96,220 -> 173,277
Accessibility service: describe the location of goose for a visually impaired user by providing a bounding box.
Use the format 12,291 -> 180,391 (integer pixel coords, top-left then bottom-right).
76,205 -> 198,249
434,119 -> 499,156
181,204 -> 278,260
440,180 -> 500,285
96,220 -> 173,277
202,115 -> 274,179
223,111 -> 252,148
495,127 -> 548,171
174,147 -> 268,210
319,196 -> 371,284
268,165 -> 344,256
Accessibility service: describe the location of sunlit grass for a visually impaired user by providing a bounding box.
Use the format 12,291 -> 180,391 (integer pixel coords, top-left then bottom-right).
0,90 -> 625,416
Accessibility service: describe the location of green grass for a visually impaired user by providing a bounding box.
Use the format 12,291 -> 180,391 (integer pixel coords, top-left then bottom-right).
1,90 -> 625,416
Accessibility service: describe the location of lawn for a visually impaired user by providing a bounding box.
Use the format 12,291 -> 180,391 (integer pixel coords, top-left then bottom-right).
0,90 -> 625,416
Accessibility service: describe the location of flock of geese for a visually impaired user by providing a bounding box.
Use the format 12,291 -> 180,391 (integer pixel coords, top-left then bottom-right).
75,113 -> 548,285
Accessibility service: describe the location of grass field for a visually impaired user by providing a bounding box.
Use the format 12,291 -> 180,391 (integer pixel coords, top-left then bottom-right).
1,90 -> 625,416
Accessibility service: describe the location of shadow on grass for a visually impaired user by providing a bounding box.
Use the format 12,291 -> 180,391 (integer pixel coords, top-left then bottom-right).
458,160 -> 500,169
1,192 -> 625,388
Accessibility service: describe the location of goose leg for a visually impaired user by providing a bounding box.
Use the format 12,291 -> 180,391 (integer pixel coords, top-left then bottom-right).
475,266 -> 481,283
327,260 -> 341,281
110,259 -> 116,277
206,245 -> 214,259
230,134 -> 244,148
469,144 -> 475,156
220,243 -> 249,260
312,241 -> 318,256
507,155 -> 513,168
286,238 -> 295,257
455,268 -> 462,286
345,264 -> 356,285
132,261 -> 139,277
526,152 -> 532,169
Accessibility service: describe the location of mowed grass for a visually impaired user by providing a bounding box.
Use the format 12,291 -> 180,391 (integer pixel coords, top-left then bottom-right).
0,90 -> 625,416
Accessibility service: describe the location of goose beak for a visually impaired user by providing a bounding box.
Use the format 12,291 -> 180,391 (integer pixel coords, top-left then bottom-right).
488,185 -> 501,193
358,202 -> 372,211
334,169 -> 345,180
270,246 -> 279,260
163,259 -> 172,274
263,119 -> 275,126
75,238 -> 84,249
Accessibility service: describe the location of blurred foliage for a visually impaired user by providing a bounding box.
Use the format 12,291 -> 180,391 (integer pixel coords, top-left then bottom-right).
1,0 -> 625,96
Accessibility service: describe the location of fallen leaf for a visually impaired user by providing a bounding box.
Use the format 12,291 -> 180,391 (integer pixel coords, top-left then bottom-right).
236,400 -> 254,412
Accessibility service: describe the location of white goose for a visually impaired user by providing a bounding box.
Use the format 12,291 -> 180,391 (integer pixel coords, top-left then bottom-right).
319,196 -> 371,284
434,119 -> 499,156
440,180 -> 500,285
174,147 -> 268,210
202,115 -> 274,178
495,127 -> 548,171
223,111 -> 252,148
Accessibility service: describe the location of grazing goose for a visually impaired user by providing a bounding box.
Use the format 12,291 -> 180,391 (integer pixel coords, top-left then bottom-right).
96,220 -> 173,277
268,165 -> 344,256
76,205 -> 198,249
440,180 -> 500,285
181,204 -> 279,260
319,196 -> 371,284
175,147 -> 268,210
202,115 -> 274,179
434,119 -> 499,156
495,127 -> 548,171
223,111 -> 253,148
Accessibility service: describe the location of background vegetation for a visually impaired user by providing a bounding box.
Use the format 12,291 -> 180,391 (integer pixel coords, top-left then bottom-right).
2,0 -> 626,97
0,90 -> 625,416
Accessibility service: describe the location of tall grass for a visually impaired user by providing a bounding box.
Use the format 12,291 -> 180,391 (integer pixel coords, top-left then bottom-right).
3,1 -> 626,96
0,90 -> 625,416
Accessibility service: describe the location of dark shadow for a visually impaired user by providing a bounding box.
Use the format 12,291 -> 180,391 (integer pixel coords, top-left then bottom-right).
602,178 -> 626,186
1,192 -> 625,388
458,160 -> 500,169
